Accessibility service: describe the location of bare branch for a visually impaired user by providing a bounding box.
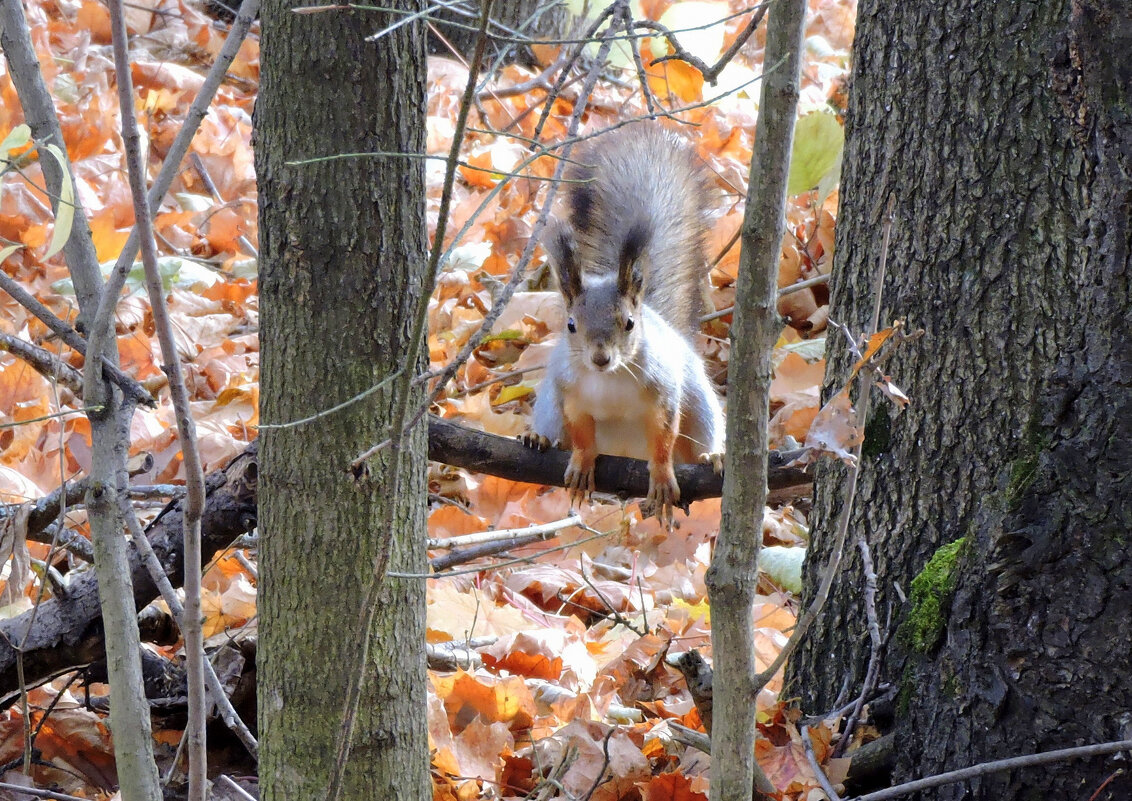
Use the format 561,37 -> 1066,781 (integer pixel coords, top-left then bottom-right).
848,738 -> 1132,801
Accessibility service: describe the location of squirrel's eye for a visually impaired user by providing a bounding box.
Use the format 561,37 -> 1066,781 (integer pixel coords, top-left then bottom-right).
567,318 -> 577,334
624,316 -> 635,332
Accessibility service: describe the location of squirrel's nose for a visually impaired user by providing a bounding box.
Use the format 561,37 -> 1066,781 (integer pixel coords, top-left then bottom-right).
591,351 -> 610,368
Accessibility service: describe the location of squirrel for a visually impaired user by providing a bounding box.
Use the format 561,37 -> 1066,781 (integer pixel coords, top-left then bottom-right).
522,122 -> 725,527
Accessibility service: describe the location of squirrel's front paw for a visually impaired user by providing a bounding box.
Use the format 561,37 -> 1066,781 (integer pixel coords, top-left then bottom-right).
564,452 -> 595,509
698,451 -> 724,474
520,430 -> 553,451
646,468 -> 680,530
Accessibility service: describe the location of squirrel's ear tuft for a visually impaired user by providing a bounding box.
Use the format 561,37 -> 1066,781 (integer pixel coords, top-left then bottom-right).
568,164 -> 597,232
617,220 -> 649,300
544,219 -> 582,303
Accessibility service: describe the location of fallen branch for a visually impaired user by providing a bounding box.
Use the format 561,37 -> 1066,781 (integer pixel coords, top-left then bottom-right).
0,443 -> 258,700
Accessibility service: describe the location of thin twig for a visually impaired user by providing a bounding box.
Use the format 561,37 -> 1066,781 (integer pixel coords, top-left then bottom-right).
107,2 -> 210,794
391,529 -> 609,580
426,515 -> 582,549
847,738 -> 1132,801
0,780 -> 91,801
833,528 -> 882,758
188,153 -> 258,257
216,775 -> 257,801
643,1 -> 769,84
700,273 -> 831,323
801,725 -> 842,801
580,727 -> 617,801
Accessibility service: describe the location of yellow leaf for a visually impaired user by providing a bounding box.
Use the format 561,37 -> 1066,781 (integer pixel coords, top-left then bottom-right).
492,383 -> 532,405
788,111 -> 844,196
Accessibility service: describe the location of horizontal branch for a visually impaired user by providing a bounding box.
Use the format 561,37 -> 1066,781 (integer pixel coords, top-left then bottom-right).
427,416 -> 811,504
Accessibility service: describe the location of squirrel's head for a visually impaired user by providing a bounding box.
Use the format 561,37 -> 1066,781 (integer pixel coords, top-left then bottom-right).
545,219 -> 647,372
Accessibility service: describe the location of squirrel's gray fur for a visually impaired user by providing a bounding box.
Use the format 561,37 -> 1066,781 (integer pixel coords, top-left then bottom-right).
545,122 -> 713,338
526,122 -> 724,525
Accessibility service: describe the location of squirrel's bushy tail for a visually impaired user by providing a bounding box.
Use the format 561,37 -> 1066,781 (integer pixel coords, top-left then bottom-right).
560,122 -> 713,338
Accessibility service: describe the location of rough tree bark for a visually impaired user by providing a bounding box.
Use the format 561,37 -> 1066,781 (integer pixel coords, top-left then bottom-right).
427,0 -> 566,63
256,2 -> 429,800
788,1 -> 1131,798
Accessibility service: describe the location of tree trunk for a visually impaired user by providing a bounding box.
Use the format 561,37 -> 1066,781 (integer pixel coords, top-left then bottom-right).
255,3 -> 429,800
427,0 -> 567,64
787,1 -> 1132,798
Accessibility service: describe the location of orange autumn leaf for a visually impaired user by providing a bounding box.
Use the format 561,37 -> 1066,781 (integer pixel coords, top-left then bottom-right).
432,670 -> 536,731
203,206 -> 248,255
89,211 -> 130,262
75,0 -> 111,43
646,58 -> 704,103
642,771 -> 709,801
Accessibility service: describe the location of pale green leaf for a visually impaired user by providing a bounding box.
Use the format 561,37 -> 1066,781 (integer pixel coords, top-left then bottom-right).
816,149 -> 842,207
779,336 -> 826,362
0,125 -> 31,154
229,257 -> 258,279
758,545 -> 805,593
787,111 -> 844,196
174,192 -> 214,213
53,256 -> 220,297
42,144 -> 74,259
0,243 -> 24,263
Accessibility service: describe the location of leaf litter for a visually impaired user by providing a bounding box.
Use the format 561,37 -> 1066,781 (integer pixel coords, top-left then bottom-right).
0,0 -> 870,797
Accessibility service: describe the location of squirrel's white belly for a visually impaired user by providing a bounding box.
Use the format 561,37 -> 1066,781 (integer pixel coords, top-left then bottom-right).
573,369 -> 652,460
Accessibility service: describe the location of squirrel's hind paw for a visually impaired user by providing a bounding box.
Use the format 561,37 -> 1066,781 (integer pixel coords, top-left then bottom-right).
698,451 -> 724,474
520,431 -> 554,451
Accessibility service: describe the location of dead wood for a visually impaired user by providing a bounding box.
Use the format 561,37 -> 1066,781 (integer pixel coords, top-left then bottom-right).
0,444 -> 258,700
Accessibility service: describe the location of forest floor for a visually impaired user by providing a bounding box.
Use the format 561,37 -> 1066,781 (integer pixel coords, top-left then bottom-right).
0,0 -> 859,798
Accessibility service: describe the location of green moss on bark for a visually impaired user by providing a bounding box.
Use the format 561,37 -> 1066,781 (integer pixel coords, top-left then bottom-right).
899,538 -> 968,653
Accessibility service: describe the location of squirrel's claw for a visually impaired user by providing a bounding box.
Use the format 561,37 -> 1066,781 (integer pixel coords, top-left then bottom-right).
564,453 -> 595,509
646,469 -> 680,531
698,451 -> 724,474
520,431 -> 553,451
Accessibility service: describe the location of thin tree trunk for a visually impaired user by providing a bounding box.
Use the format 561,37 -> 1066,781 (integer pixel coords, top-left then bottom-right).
256,2 -> 430,800
0,6 -> 161,799
707,0 -> 805,798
